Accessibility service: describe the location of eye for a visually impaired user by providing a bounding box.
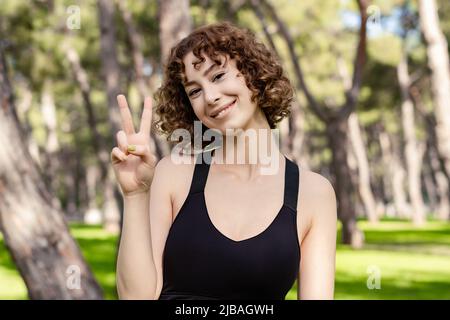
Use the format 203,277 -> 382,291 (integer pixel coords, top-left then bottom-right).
213,72 -> 225,82
188,89 -> 200,97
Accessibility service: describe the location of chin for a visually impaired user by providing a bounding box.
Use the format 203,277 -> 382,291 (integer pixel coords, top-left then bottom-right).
221,126 -> 254,139
203,109 -> 253,135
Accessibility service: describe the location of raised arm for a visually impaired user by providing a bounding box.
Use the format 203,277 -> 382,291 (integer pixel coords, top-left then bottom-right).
116,156 -> 174,299
112,95 -> 165,299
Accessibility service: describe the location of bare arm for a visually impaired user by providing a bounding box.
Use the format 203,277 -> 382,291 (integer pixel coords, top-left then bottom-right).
111,95 -> 165,299
298,173 -> 337,300
116,191 -> 155,299
116,157 -> 174,299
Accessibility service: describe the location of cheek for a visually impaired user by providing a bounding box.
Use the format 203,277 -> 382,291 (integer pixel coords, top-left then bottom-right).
191,101 -> 209,119
191,104 -> 203,117
235,74 -> 253,97
228,76 -> 251,98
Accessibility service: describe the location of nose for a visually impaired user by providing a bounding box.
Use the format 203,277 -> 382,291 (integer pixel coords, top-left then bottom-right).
203,84 -> 221,106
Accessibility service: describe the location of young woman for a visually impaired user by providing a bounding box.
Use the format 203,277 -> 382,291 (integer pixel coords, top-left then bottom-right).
111,22 -> 337,300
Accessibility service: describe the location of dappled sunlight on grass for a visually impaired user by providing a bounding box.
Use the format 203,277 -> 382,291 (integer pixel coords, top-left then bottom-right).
0,224 -> 119,300
330,219 -> 450,300
1,220 -> 450,300
70,224 -> 119,299
0,234 -> 28,300
334,248 -> 450,299
287,219 -> 450,300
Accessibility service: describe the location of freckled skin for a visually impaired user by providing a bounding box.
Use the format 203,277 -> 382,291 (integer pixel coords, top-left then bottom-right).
112,43 -> 336,300
183,52 -> 267,135
180,51 -> 337,300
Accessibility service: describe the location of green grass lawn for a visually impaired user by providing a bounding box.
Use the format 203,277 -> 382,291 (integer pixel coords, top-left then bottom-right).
1,219 -> 450,299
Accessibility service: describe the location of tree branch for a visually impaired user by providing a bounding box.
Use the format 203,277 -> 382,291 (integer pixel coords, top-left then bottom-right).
339,0 -> 369,120
248,0 -> 279,58
258,0 -> 329,122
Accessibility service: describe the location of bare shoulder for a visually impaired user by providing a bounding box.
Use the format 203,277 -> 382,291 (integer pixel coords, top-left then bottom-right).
154,153 -> 197,200
297,168 -> 337,236
299,169 -> 336,202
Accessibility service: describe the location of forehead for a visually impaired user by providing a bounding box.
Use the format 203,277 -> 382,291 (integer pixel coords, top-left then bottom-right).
182,51 -> 230,83
183,51 -> 212,69
183,51 -> 219,71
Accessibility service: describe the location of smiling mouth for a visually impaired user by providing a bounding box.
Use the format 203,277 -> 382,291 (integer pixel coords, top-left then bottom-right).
211,99 -> 236,119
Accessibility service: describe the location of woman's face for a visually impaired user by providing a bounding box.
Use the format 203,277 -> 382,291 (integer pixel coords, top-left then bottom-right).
182,51 -> 261,135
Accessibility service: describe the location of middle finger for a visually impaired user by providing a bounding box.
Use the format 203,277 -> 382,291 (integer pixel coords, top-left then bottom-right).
139,96 -> 153,135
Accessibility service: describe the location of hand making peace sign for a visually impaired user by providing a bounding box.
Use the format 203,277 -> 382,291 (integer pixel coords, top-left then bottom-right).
111,95 -> 157,197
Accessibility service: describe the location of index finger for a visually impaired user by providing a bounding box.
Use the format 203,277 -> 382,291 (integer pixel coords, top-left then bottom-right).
139,96 -> 153,135
117,94 -> 136,135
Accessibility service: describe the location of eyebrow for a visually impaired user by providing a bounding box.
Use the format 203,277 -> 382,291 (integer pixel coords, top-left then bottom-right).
184,63 -> 219,87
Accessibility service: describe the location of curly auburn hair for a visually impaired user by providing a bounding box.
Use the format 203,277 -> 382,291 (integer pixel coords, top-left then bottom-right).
153,21 -> 294,148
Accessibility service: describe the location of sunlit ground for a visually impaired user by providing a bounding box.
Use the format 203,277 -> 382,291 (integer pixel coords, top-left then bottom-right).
1,219 -> 449,300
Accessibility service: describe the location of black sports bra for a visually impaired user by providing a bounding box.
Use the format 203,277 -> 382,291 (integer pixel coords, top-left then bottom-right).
159,150 -> 300,300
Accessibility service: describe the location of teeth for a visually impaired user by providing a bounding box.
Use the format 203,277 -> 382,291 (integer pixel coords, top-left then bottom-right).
213,100 -> 235,118
217,107 -> 229,117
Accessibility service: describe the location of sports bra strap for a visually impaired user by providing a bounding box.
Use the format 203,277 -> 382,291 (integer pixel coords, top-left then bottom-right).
189,151 -> 300,213
188,150 -> 213,194
284,157 -> 299,212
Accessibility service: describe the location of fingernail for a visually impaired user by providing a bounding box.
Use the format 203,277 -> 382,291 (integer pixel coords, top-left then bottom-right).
127,145 -> 136,152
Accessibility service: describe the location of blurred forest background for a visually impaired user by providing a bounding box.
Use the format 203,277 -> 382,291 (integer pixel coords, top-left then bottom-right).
0,0 -> 449,299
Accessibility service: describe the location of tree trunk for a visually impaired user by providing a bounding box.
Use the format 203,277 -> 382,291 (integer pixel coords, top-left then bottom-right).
65,41 -> 122,233
97,0 -> 122,134
422,158 -> 438,214
279,100 -> 306,165
348,112 -> 378,223
249,0 -> 307,166
347,147 -> 365,219
428,141 -> 450,220
434,169 -> 450,221
15,79 -> 42,168
83,165 -> 102,225
290,101 -> 308,167
419,0 -> 450,179
0,47 -> 103,300
97,0 -> 123,233
327,118 -> 364,248
366,125 -> 387,219
260,0 -> 369,246
40,79 -> 61,203
379,131 -> 411,218
249,0 -> 279,56
61,148 -> 79,221
377,130 -> 391,211
411,85 -> 450,220
397,49 -> 426,225
117,0 -> 169,159
116,0 -> 149,100
158,0 -> 192,66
